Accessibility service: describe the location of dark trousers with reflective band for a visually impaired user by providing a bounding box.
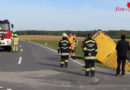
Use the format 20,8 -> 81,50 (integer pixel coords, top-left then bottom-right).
85,60 -> 95,76
116,56 -> 127,75
61,56 -> 69,65
71,50 -> 75,59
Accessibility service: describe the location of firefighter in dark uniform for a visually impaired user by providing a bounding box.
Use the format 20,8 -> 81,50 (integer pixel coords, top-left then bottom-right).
116,35 -> 130,78
82,33 -> 98,77
58,33 -> 71,67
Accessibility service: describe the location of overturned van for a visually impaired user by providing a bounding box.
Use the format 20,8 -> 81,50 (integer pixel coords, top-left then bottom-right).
93,30 -> 130,71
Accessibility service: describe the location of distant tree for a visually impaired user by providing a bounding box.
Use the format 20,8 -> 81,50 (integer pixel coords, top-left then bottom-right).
15,30 -> 130,39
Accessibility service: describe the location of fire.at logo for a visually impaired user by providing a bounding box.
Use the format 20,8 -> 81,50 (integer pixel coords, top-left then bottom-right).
116,2 -> 130,12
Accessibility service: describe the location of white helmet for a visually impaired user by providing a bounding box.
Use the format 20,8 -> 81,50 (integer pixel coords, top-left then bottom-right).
62,33 -> 67,37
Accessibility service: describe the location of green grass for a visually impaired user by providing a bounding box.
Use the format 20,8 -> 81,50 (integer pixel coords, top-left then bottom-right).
31,40 -> 58,50
31,40 -> 115,69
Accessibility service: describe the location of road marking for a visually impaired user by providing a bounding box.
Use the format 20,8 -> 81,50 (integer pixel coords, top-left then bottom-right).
93,78 -> 99,83
127,72 -> 130,74
71,59 -> 84,66
19,45 -> 22,48
21,49 -> 23,52
79,84 -> 130,88
0,87 -> 12,90
18,57 -> 23,64
7,88 -> 12,90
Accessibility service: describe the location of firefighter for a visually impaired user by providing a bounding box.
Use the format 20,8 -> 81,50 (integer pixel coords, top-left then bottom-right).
0,36 -> 1,45
73,34 -> 79,49
116,35 -> 130,78
58,33 -> 71,68
11,33 -> 14,50
12,34 -> 19,52
68,32 -> 76,59
82,33 -> 98,77
11,34 -> 14,40
11,33 -> 13,44
0,27 -> 2,30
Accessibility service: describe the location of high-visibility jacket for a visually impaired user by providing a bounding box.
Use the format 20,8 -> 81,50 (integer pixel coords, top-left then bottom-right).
83,38 -> 98,60
12,37 -> 19,45
58,37 -> 71,56
73,38 -> 78,48
68,35 -> 75,50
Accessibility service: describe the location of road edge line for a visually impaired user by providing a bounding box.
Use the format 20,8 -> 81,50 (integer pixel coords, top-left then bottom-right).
18,56 -> 23,64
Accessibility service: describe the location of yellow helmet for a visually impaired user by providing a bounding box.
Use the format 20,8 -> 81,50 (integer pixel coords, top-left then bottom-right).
11,34 -> 14,36
14,34 -> 18,37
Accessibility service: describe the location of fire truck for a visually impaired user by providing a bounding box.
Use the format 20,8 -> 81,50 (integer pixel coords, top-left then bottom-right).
0,20 -> 13,51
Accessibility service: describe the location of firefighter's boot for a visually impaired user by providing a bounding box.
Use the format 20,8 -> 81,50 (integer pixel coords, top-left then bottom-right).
65,60 -> 68,67
85,71 -> 89,76
65,62 -> 68,67
91,70 -> 95,77
60,61 -> 64,68
71,50 -> 76,59
60,64 -> 64,68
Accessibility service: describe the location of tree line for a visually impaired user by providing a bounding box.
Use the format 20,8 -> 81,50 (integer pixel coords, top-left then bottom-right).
15,30 -> 130,39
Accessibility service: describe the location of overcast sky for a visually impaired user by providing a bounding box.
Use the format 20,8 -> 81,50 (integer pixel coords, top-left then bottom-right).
0,0 -> 130,31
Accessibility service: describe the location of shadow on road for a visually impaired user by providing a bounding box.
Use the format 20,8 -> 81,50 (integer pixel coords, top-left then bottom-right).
39,62 -> 59,68
43,57 -> 60,61
52,68 -> 85,76
38,62 -> 84,76
0,48 -> 10,52
96,70 -> 115,76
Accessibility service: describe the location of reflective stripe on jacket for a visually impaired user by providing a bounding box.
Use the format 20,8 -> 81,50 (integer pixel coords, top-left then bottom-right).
85,56 -> 96,60
60,53 -> 69,56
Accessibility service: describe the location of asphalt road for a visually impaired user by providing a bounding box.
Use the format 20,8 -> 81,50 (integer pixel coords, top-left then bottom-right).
0,40 -> 130,90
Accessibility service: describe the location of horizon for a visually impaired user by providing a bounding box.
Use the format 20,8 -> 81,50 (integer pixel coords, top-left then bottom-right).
15,29 -> 130,32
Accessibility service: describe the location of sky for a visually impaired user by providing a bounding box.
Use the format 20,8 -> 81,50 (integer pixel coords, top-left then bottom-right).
0,0 -> 130,31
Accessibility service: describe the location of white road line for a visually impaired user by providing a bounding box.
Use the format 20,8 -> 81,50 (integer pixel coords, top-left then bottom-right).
7,88 -> 12,90
18,57 -> 23,64
19,45 -> 22,48
21,49 -> 23,52
71,59 -> 84,66
127,72 -> 130,74
0,87 -> 12,90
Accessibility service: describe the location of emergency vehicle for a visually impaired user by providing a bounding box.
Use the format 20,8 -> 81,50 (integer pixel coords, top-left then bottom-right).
0,20 -> 13,51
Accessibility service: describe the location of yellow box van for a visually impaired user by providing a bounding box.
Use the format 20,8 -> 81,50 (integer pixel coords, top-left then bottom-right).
93,30 -> 130,71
